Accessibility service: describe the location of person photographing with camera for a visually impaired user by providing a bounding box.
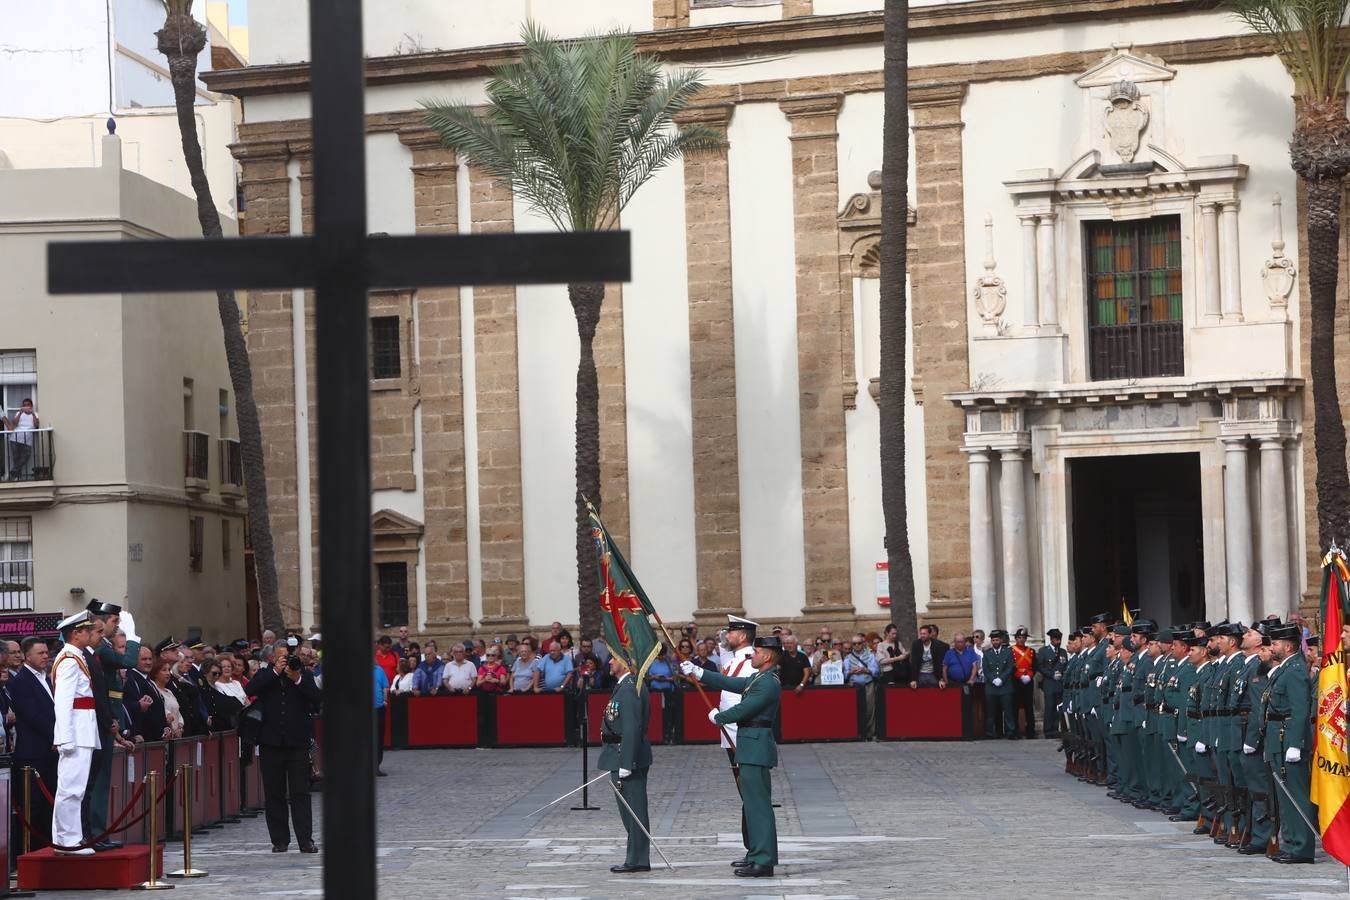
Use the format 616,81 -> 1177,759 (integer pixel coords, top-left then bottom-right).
246,647 -> 321,853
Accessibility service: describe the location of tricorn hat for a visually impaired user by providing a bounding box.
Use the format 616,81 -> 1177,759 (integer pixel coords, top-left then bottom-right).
1047,628 -> 1063,640
85,599 -> 121,617
1269,623 -> 1302,643
990,629 -> 1009,640
753,635 -> 782,651
1090,613 -> 1112,625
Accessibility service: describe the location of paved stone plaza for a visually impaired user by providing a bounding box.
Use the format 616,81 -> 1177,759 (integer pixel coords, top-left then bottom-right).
37,741 -> 1350,899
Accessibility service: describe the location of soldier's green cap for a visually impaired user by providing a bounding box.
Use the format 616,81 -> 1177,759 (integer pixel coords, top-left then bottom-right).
1154,629 -> 1174,643
1185,634 -> 1207,647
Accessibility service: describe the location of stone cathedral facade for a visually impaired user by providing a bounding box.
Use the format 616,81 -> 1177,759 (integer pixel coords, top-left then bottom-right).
207,0 -> 1326,642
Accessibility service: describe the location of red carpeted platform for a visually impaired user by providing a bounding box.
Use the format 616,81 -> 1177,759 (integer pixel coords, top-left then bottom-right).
18,844 -> 165,890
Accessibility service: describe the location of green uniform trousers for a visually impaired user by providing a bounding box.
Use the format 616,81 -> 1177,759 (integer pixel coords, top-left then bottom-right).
611,768 -> 650,868
1223,750 -> 1248,833
1238,751 -> 1271,845
1174,740 -> 1202,817
739,763 -> 778,866
1266,754 -> 1317,859
1112,732 -> 1138,798
1144,732 -> 1166,804
84,746 -> 112,840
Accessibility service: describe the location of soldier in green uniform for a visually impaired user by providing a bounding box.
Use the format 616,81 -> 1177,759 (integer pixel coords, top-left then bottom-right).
1081,615 -> 1111,784
1168,631 -> 1206,823
84,599 -> 141,851
1059,630 -> 1083,771
1130,621 -> 1161,809
598,653 -> 653,874
982,630 -> 1015,739
1263,624 -> 1316,864
1108,639 -> 1139,801
1204,622 -> 1245,845
1237,621 -> 1277,855
1146,629 -> 1177,813
1036,629 -> 1068,739
681,635 -> 783,878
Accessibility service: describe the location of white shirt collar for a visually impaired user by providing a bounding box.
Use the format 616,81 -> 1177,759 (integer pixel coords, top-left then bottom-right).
1225,650 -> 1242,663
617,672 -> 631,686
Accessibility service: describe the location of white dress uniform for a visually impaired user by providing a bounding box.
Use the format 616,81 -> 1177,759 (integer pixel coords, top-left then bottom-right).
52,639 -> 100,851
717,644 -> 755,750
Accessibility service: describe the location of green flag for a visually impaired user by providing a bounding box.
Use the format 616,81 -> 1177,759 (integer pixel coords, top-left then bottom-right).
589,503 -> 661,682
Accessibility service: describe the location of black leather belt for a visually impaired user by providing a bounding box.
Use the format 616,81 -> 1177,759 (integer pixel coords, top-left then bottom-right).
1120,687 -> 1132,692
1132,697 -> 1145,706
1187,711 -> 1202,719
1266,712 -> 1289,722
602,735 -> 622,744
741,720 -> 775,729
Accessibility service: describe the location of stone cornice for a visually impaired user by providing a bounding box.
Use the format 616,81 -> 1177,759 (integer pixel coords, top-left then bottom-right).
946,377 -> 1304,409
203,0 -> 1214,97
673,102 -> 735,128
779,92 -> 844,118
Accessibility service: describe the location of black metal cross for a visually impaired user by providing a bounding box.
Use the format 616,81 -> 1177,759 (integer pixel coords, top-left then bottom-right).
46,2 -> 628,895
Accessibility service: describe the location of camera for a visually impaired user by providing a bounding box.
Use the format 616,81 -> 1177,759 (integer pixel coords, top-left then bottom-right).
286,654 -> 303,672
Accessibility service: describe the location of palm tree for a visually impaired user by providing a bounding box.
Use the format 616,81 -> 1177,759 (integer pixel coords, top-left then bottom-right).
156,1 -> 284,632
423,24 -> 721,638
880,0 -> 917,640
1229,0 -> 1350,551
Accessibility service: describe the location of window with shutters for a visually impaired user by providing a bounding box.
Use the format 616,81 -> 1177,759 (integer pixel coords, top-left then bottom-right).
376,561 -> 409,628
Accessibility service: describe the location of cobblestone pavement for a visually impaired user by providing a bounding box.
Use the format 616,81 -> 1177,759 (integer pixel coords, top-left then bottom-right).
34,740 -> 1350,899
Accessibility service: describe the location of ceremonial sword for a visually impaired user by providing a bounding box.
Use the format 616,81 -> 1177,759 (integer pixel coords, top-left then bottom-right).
1268,764 -> 1319,835
1163,740 -> 1200,801
523,772 -> 611,819
608,778 -> 675,870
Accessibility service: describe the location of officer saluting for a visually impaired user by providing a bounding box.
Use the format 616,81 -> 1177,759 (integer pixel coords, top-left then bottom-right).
51,610 -> 100,856
681,635 -> 783,878
597,653 -> 652,874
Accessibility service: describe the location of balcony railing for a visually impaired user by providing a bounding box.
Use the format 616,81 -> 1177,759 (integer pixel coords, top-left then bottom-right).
0,428 -> 54,482
1088,321 -> 1184,381
0,560 -> 33,611
220,438 -> 243,487
184,430 -> 209,490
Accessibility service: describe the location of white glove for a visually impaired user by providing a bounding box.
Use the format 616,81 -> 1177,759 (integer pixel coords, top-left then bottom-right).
1194,741 -> 1206,754
992,677 -> 1003,687
1090,708 -> 1098,718
1054,672 -> 1062,680
707,709 -> 719,726
57,743 -> 74,757
1066,702 -> 1073,713
1178,734 -> 1188,743
1095,676 -> 1104,687
679,660 -> 699,679
618,767 -> 631,779
1286,747 -> 1301,764
1020,675 -> 1032,684
1242,743 -> 1256,755
119,610 -> 139,644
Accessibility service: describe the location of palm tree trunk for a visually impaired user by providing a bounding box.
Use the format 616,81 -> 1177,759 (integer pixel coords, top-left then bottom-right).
1304,177 -> 1350,546
159,14 -> 284,633
880,0 -> 917,642
571,281 -> 604,640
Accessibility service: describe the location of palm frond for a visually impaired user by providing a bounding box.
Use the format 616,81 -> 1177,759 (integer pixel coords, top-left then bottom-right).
420,21 -> 724,232
1226,0 -> 1350,103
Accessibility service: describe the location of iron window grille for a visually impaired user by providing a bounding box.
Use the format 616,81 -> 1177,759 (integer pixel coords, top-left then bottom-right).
0,517 -> 33,611
370,316 -> 401,380
189,516 -> 204,572
1086,215 -> 1185,381
376,561 -> 409,628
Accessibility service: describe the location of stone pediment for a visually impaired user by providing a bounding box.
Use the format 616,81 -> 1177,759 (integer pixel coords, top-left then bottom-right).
372,508 -> 424,537
1075,45 -> 1176,88
1005,149 -> 1247,213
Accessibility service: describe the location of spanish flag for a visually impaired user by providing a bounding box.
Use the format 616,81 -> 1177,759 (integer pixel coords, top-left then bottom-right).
1313,550 -> 1350,865
1121,602 -> 1133,626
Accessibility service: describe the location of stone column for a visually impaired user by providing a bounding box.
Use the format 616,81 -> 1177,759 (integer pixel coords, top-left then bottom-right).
676,103 -> 746,627
999,449 -> 1031,630
232,139 -> 300,623
1036,213 -> 1058,331
1200,201 -> 1222,318
909,82 -> 972,611
780,93 -> 853,620
1019,215 -> 1039,332
1259,437 -> 1292,616
652,0 -> 689,28
1222,436 -> 1254,623
966,448 -> 997,631
399,127 -> 471,634
471,167 -> 528,633
1221,200 -> 1243,320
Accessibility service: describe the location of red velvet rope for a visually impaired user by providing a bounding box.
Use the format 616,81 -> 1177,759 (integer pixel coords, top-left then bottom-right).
13,768 -> 177,852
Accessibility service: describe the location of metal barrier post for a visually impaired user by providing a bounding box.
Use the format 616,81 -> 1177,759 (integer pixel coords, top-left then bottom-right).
134,770 -> 173,891
167,763 -> 206,879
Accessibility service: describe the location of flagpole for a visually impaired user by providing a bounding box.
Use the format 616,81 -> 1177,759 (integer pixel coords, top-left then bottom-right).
647,612 -> 737,751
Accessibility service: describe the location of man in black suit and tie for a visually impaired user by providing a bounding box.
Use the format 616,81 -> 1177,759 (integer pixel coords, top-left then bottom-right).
9,636 -> 56,853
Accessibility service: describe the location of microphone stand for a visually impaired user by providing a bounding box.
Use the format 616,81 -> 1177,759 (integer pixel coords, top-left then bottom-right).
571,672 -> 599,811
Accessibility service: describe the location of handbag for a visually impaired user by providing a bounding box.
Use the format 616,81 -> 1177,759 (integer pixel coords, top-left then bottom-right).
238,703 -> 264,756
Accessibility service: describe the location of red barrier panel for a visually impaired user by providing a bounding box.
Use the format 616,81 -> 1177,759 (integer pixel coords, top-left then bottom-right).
681,690 -> 722,744
383,701 -> 392,748
243,746 -> 263,811
138,743 -> 169,841
199,735 -> 223,827
106,748 -> 129,840
647,692 -> 667,743
780,687 -> 863,742
406,695 -> 478,748
585,693 -> 608,746
494,693 -> 566,747
882,686 -> 964,739
220,733 -> 242,820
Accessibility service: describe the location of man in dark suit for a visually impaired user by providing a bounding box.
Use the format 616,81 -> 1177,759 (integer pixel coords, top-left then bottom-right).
121,646 -> 155,740
9,636 -> 56,853
908,625 -> 950,688
246,651 -> 321,854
